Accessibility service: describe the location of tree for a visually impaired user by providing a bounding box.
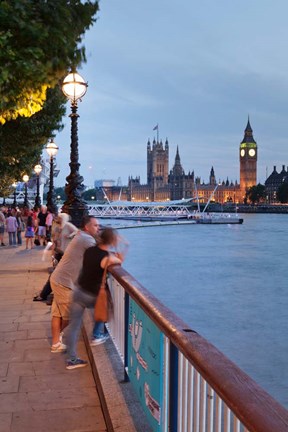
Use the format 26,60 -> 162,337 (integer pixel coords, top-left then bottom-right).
0,0 -> 99,124
54,187 -> 66,201
0,0 -> 99,184
277,182 -> 288,203
245,184 -> 266,204
83,189 -> 97,200
0,87 -> 66,185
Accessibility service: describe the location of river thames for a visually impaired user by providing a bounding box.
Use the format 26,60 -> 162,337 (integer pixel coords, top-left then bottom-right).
104,213 -> 288,409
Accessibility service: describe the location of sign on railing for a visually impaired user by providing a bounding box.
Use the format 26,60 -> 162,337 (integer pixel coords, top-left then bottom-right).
128,299 -> 164,430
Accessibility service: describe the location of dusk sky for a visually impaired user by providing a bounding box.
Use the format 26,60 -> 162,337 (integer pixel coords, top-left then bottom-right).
53,0 -> 288,188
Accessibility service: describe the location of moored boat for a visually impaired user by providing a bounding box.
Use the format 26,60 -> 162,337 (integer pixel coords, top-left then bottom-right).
191,212 -> 244,224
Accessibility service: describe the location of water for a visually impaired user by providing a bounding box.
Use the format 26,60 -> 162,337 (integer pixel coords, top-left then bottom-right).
103,214 -> 288,408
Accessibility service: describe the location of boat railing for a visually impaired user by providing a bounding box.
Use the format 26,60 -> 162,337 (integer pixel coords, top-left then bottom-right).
107,265 -> 288,432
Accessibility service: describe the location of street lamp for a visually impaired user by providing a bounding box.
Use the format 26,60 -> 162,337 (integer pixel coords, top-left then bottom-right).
12,182 -> 17,207
34,164 -> 42,208
22,175 -> 29,208
61,70 -> 88,227
45,138 -> 58,214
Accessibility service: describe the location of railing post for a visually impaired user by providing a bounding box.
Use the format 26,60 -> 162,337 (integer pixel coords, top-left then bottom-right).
124,291 -> 129,382
169,342 -> 178,432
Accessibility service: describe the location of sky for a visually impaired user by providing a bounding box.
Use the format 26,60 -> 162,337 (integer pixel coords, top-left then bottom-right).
53,0 -> 288,188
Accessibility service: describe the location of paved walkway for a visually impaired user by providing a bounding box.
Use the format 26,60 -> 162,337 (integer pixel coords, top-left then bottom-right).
0,243 -> 107,432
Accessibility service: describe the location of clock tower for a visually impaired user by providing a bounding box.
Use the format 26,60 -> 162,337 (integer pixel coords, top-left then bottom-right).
239,118 -> 257,196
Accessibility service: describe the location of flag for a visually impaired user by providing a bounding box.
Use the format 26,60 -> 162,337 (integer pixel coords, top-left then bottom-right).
153,124 -> 158,131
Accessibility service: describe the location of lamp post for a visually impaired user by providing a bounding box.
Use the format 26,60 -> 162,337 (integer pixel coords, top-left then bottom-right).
12,182 -> 17,207
61,70 -> 88,227
22,175 -> 29,208
45,139 -> 58,214
34,164 -> 42,208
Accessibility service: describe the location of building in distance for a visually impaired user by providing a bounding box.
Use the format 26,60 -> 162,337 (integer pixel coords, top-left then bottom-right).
95,119 -> 260,204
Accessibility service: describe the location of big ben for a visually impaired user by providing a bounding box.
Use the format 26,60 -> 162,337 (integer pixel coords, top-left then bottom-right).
239,118 -> 257,195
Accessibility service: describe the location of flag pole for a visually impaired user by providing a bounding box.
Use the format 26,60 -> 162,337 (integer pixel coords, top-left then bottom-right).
153,124 -> 159,142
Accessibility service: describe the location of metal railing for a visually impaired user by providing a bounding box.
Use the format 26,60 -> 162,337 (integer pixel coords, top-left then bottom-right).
107,265 -> 288,432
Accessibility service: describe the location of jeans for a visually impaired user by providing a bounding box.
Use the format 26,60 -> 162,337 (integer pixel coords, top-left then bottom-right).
66,288 -> 106,360
17,230 -> 22,245
8,232 -> 16,245
93,321 -> 108,338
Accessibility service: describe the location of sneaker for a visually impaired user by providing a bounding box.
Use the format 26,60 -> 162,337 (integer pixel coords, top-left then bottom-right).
51,342 -> 66,353
66,358 -> 88,370
90,334 -> 109,346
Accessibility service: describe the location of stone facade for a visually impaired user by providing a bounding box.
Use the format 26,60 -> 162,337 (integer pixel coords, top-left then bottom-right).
265,165 -> 288,203
101,120 -> 260,204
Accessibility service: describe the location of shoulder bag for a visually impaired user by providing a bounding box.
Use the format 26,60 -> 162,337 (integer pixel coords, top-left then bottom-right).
94,265 -> 113,322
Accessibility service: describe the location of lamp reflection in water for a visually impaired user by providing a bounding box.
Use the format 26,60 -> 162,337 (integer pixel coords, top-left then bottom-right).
61,70 -> 88,227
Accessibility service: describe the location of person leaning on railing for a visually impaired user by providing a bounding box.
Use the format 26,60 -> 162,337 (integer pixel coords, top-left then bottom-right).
64,227 -> 129,370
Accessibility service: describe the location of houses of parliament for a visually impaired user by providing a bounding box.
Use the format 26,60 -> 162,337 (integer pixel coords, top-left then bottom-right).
99,119 -> 258,204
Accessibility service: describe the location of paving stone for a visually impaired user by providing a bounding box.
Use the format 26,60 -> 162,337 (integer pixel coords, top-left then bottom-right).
19,370 -> 95,392
18,322 -> 50,331
0,392 -> 31,413
0,349 -> 24,363
0,375 -> 20,393
10,406 -> 106,432
8,362 -> 35,376
0,323 -> 18,332
24,348 -> 55,362
27,329 -> 49,339
0,363 -> 8,377
14,339 -> 50,352
32,358 -> 89,376
26,386 -> 101,411
0,413 -> 12,431
4,330 -> 28,342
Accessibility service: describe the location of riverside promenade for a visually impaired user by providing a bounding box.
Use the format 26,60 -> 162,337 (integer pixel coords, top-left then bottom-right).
0,244 -> 150,432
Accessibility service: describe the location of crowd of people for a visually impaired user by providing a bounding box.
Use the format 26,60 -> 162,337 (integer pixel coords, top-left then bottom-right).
0,204 -> 54,249
0,204 -> 129,370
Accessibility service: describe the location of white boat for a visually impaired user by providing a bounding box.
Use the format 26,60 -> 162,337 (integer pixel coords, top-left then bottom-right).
189,183 -> 244,224
191,212 -> 243,224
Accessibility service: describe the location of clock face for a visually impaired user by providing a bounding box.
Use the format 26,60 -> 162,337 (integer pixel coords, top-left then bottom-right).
249,149 -> 256,157
240,149 -> 245,157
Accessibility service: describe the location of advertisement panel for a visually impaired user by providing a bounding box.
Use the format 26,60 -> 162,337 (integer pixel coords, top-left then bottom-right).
128,298 -> 164,431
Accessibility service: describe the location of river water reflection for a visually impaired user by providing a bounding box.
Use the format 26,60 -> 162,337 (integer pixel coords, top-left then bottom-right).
103,214 -> 288,408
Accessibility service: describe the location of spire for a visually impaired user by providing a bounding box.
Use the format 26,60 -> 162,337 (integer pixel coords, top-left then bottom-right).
175,145 -> 180,162
172,146 -> 184,176
241,116 -> 256,144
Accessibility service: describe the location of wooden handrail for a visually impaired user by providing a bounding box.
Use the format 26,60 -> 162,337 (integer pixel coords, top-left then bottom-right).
109,264 -> 288,432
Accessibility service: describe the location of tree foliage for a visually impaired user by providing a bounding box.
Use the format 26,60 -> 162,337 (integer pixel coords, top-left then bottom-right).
0,0 -> 99,186
0,0 -> 99,124
277,182 -> 288,203
245,184 -> 266,204
0,87 -> 66,185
